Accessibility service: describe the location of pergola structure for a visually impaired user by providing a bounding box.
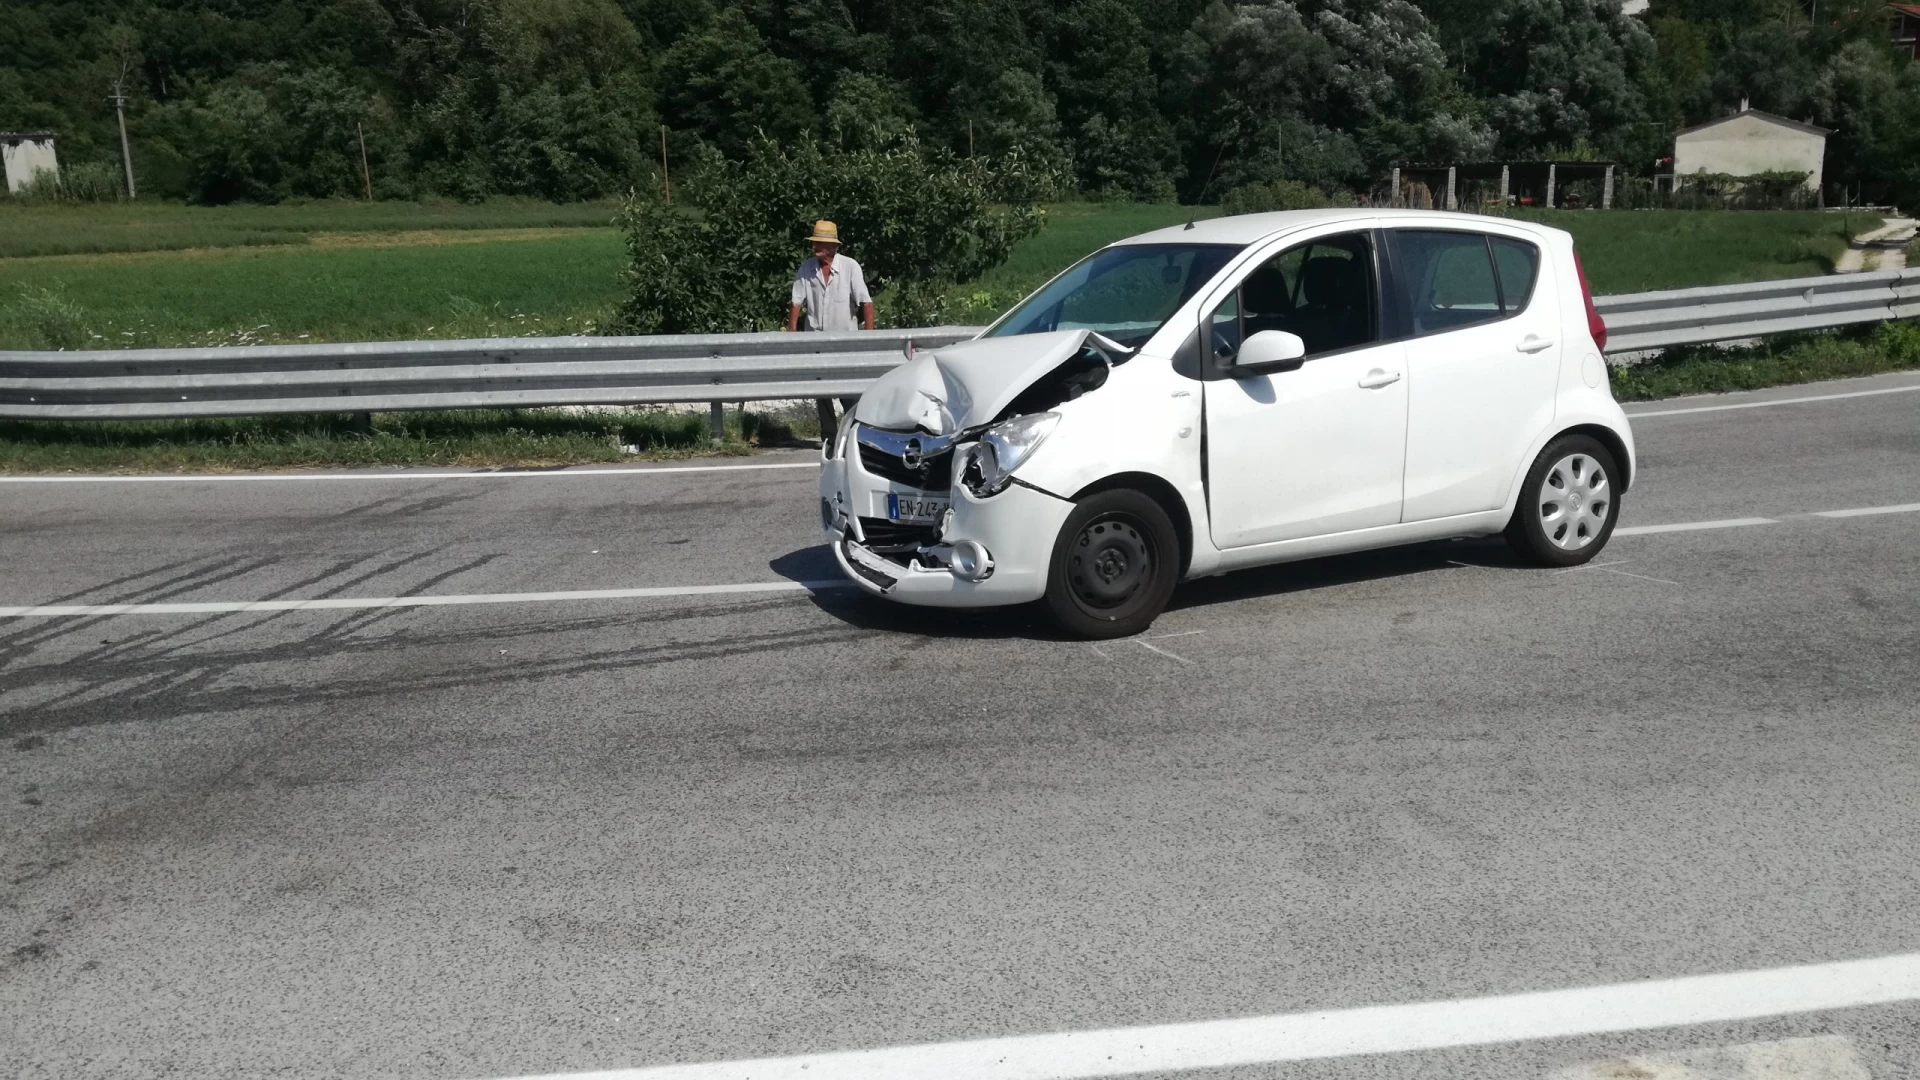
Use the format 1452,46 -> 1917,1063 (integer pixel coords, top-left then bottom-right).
1388,160 -> 1620,210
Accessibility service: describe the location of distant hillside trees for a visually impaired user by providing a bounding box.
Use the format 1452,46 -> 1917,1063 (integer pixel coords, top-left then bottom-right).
3,0 -> 1918,207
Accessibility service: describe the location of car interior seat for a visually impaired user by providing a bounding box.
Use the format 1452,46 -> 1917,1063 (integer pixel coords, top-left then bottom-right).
1297,253 -> 1370,354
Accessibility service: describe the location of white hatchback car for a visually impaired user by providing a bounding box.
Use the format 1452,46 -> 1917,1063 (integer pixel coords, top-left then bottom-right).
819,209 -> 1634,638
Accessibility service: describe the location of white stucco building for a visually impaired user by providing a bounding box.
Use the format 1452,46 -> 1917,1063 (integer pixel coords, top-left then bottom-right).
1673,106 -> 1828,191
2,132 -> 59,194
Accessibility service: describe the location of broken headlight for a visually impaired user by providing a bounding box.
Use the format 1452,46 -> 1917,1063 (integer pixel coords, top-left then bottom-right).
963,412 -> 1059,498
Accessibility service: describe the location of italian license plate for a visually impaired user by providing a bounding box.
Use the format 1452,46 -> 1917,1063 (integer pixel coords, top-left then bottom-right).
886,492 -> 950,523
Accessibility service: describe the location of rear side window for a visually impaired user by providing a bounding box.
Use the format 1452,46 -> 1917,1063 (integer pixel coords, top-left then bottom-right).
1490,237 -> 1540,313
1396,230 -> 1501,336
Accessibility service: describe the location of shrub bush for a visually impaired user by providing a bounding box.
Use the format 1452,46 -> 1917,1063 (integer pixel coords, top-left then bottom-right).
1218,179 -> 1355,216
607,134 -> 1054,334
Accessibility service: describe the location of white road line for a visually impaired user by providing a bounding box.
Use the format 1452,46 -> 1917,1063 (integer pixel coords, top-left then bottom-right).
1595,567 -> 1680,586
1,507 -> 1904,620
1133,640 -> 1193,665
0,581 -> 849,618
1813,502 -> 1920,518
1614,517 -> 1777,536
491,951 -> 1920,1080
1624,382 -> 1920,418
0,461 -> 820,484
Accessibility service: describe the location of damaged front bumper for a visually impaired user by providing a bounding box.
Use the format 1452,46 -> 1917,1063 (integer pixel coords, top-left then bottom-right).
820,431 -> 1074,608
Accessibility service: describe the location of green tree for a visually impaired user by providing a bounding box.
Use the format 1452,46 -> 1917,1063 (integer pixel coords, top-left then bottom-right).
1468,0 -> 1656,161
659,7 -> 816,158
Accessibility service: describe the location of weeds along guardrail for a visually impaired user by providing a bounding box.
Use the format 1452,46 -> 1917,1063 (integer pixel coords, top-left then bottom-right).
1,269 -> 1915,423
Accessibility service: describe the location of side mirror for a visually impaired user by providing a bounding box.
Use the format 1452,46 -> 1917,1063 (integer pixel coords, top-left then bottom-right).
1229,330 -> 1307,371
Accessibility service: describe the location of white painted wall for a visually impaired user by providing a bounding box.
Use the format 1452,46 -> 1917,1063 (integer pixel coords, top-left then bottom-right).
1674,113 -> 1824,190
2,138 -> 60,193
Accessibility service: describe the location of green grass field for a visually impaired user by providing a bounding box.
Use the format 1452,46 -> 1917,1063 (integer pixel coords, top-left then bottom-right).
1515,209 -> 1875,293
2,231 -> 625,348
0,197 -> 621,258
0,200 -> 1880,351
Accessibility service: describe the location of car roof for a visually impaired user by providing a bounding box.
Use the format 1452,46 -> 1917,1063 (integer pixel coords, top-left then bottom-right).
1115,208 -> 1562,248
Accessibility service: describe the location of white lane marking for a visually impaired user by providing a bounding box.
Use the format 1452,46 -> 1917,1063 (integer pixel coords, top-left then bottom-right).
3,506 -> 1905,620
1614,517 -> 1777,536
491,951 -> 1920,1080
1814,502 -> 1920,518
0,581 -> 850,618
1551,1034 -> 1868,1080
1595,567 -> 1680,586
1625,382 -> 1920,418
1133,640 -> 1193,665
1554,561 -> 1678,585
0,462 -> 820,484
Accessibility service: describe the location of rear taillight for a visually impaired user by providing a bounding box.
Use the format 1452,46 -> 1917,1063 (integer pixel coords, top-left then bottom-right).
1573,250 -> 1607,351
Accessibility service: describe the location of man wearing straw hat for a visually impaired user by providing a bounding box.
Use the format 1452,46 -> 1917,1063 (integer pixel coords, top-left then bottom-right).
786,220 -> 873,442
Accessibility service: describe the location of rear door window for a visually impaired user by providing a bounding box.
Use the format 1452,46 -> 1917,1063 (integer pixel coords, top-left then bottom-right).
1395,230 -> 1503,337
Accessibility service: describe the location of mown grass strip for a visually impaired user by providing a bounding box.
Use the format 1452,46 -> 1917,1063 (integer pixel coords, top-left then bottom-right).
1609,322 -> 1920,402
0,406 -> 822,474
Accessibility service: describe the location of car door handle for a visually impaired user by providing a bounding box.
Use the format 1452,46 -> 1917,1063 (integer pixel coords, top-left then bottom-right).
1357,369 -> 1402,389
1517,334 -> 1555,354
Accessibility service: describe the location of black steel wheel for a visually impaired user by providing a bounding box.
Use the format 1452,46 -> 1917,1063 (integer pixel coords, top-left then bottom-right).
1044,489 -> 1180,639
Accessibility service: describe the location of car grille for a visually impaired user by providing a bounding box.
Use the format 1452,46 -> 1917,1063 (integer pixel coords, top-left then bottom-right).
855,425 -> 955,491
858,443 -> 953,490
858,516 -> 939,554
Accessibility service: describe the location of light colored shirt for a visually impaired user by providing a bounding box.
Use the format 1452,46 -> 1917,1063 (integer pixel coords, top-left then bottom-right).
791,254 -> 872,331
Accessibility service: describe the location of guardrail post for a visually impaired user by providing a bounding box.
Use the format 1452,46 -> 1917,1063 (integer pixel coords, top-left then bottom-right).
350,411 -> 371,435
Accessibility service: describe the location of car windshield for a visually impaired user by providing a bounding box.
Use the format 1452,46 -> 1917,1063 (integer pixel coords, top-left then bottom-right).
985,242 -> 1244,350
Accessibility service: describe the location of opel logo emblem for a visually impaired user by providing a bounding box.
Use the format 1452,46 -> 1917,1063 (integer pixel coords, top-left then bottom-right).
901,439 -> 924,469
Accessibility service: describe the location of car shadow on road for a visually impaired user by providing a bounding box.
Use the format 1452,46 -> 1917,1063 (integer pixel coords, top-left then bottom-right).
771,537 -> 1532,641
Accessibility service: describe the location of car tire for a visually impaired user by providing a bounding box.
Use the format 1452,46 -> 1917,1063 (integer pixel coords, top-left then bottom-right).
1505,434 -> 1622,567
1043,489 -> 1181,639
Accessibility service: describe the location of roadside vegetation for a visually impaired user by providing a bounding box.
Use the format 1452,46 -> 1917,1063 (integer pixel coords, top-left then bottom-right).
0,406 -> 823,474
1610,322 -> 1920,401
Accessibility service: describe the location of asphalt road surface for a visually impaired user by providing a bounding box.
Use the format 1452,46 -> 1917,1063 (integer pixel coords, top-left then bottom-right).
3,372 -> 1918,1080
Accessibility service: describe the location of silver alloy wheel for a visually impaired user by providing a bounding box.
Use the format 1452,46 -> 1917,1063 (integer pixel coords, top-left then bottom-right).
1538,453 -> 1611,550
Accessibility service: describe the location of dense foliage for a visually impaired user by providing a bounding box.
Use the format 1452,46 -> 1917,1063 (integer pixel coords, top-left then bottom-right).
4,0 -> 1918,206
608,135 -> 1050,332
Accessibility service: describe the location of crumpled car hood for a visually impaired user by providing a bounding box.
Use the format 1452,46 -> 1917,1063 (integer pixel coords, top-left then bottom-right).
852,329 -> 1098,435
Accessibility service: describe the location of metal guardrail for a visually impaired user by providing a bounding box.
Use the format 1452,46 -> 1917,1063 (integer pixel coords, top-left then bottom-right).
0,328 -> 979,421
2,269 -> 1915,420
1594,268 -> 1918,353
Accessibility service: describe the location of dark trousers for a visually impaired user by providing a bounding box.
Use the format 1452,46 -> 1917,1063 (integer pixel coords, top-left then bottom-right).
815,396 -> 860,445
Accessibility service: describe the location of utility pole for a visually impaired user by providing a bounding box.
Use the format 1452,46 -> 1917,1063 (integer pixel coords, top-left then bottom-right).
108,83 -> 135,199
660,125 -> 671,204
356,122 -> 372,200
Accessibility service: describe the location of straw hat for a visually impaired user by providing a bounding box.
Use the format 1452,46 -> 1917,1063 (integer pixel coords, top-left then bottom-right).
807,220 -> 841,245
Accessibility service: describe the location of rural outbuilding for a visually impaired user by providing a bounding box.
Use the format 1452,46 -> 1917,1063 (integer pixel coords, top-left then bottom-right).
1673,105 -> 1828,191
